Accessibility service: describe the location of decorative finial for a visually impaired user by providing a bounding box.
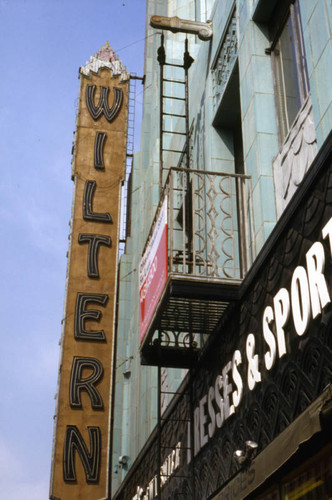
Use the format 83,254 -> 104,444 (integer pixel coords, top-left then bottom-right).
80,42 -> 130,81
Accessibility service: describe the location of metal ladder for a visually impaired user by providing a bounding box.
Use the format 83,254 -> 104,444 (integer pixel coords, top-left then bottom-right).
119,73 -> 143,253
157,33 -> 194,196
155,34 -> 196,499
157,366 -> 196,499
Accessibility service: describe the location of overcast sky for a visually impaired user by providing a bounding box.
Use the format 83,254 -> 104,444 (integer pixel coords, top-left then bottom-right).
0,1 -> 146,497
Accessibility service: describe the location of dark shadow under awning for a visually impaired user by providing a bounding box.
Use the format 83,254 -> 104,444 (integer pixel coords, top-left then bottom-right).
211,385 -> 332,500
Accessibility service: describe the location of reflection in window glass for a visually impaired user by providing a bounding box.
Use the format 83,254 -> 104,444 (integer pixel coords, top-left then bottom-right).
195,0 -> 214,22
272,1 -> 309,143
256,488 -> 280,500
256,445 -> 332,500
282,453 -> 332,499
274,18 -> 299,138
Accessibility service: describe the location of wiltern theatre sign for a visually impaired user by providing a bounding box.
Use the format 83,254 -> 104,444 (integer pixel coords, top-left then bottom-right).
50,62 -> 128,499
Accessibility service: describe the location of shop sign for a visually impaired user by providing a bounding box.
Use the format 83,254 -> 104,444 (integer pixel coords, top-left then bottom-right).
50,66 -> 128,499
192,216 -> 332,457
139,198 -> 168,341
132,441 -> 181,500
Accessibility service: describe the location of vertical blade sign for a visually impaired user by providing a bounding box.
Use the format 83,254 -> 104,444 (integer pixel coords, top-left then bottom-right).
50,45 -> 129,500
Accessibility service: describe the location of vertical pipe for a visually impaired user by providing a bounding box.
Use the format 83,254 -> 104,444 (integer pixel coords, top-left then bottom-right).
192,171 -> 196,276
235,176 -> 243,279
184,38 -> 190,172
182,170 -> 187,271
184,38 -> 194,275
121,347 -> 130,481
189,376 -> 195,499
157,364 -> 162,499
169,170 -> 174,273
241,177 -> 249,276
158,33 -> 165,199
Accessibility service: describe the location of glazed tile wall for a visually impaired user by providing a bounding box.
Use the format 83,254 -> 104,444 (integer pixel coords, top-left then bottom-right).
112,0 -> 331,495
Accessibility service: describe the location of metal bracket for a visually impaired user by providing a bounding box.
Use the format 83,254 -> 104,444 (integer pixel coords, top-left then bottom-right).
150,15 -> 213,41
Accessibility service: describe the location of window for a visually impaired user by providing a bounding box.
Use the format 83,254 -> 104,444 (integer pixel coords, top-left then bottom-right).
195,0 -> 214,22
270,0 -> 309,143
255,444 -> 332,499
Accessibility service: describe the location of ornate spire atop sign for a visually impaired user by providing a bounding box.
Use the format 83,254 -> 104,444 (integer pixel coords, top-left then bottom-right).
80,41 -> 130,81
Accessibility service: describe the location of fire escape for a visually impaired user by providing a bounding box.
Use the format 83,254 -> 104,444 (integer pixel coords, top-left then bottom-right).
140,35 -> 253,368
138,21 -> 253,499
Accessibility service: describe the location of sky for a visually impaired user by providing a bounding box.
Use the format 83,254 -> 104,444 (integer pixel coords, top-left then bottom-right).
0,1 -> 146,498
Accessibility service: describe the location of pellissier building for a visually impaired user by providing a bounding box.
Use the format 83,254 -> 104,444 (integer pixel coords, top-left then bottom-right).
51,0 -> 332,499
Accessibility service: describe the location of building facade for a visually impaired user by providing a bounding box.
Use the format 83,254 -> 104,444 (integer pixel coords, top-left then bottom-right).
111,0 -> 332,499
51,0 -> 332,499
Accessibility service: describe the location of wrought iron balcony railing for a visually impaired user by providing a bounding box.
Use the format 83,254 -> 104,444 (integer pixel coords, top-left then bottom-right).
140,167 -> 253,367
166,167 -> 252,280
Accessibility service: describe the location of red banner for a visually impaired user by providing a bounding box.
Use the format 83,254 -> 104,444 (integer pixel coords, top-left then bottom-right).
139,198 -> 168,342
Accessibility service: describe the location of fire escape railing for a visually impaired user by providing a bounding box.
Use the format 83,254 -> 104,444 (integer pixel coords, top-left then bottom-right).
143,166 -> 253,284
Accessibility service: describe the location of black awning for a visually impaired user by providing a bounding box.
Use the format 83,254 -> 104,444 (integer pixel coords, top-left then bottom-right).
211,385 -> 332,500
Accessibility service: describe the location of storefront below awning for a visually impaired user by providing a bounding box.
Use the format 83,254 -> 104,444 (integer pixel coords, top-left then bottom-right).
211,385 -> 332,500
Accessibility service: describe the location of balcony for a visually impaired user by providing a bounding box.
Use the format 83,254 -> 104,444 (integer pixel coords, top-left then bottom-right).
139,167 -> 253,368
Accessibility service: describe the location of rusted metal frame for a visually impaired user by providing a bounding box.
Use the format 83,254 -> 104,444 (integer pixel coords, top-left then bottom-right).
162,147 -> 184,153
169,170 -> 174,274
164,62 -> 185,68
160,445 -> 191,450
184,39 -> 193,279
162,112 -> 186,118
181,170 -> 187,272
184,39 -> 191,172
221,175 -> 236,279
141,169 -> 251,261
290,2 -> 310,102
160,473 -> 192,479
160,390 -> 190,395
192,171 -> 197,276
168,165 -> 251,180
160,417 -> 190,422
189,375 -> 195,498
162,130 -> 187,135
237,175 -> 256,277
163,78 -> 185,84
248,177 -> 256,263
163,95 -> 186,101
236,176 -> 246,278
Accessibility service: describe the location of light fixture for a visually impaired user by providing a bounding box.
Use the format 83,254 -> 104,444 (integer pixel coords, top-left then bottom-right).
233,440 -> 258,465
119,455 -> 129,467
245,440 -> 258,456
233,449 -> 246,465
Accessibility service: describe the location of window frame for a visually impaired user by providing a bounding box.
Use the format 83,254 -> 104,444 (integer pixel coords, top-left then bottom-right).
268,0 -> 310,145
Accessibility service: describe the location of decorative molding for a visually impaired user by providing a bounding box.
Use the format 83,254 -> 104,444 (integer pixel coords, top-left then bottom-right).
273,96 -> 317,217
80,41 -> 130,81
212,12 -> 237,109
150,15 -> 213,41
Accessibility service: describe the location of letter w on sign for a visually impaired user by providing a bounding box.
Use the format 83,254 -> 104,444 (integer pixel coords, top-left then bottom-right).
86,85 -> 123,122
